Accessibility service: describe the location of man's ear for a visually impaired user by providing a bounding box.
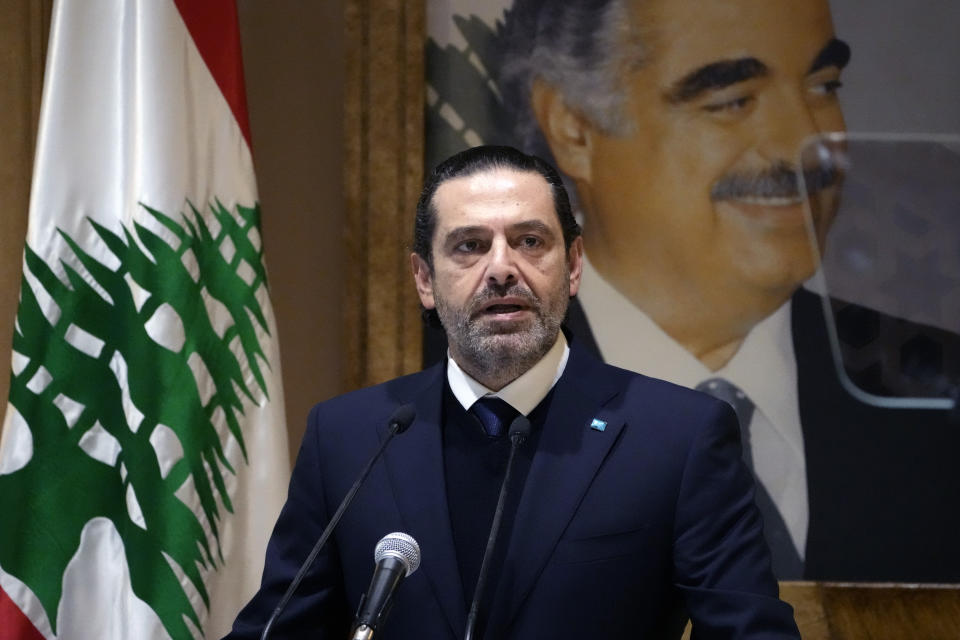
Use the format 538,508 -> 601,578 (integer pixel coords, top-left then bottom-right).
411,252 -> 436,309
530,78 -> 595,183
567,236 -> 584,297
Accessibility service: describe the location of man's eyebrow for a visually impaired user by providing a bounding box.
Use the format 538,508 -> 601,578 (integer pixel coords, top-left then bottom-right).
443,225 -> 489,246
665,58 -> 769,104
809,38 -> 851,74
510,219 -> 556,236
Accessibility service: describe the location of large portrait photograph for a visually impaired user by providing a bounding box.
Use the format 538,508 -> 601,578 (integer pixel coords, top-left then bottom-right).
425,0 -> 960,583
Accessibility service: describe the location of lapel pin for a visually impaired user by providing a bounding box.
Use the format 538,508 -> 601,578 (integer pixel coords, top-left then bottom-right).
590,418 -> 607,432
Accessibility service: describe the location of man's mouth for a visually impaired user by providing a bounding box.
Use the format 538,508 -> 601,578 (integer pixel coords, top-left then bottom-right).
476,297 -> 532,319
729,195 -> 806,207
714,195 -> 813,230
485,304 -> 525,313
710,160 -> 842,230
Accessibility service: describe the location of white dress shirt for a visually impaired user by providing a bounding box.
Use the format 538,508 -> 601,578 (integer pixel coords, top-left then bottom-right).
447,331 -> 570,416
577,255 -> 809,557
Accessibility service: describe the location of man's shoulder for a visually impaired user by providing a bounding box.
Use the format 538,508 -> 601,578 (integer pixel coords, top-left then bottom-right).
306,362 -> 444,428
565,341 -> 732,419
561,344 -> 742,486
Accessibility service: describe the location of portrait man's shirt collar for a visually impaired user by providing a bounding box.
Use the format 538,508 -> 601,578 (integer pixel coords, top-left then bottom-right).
578,253 -> 809,555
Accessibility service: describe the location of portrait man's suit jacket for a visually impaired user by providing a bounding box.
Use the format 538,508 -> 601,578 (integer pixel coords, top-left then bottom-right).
565,288 -> 960,582
225,344 -> 800,639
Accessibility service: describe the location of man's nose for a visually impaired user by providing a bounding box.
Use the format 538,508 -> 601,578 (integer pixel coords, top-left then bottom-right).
757,88 -> 837,163
485,238 -> 518,287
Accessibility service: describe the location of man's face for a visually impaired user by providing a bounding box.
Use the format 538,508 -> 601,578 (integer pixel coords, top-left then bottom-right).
411,167 -> 582,386
556,0 -> 846,313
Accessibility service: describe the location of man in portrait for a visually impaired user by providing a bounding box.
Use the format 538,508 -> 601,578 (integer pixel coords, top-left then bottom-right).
426,0 -> 960,581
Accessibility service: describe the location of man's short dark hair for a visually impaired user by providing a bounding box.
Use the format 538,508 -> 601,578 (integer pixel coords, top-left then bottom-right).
413,145 -> 581,270
497,0 -> 644,163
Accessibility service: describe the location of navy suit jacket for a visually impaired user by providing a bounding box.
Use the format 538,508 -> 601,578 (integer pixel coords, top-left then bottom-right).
226,344 -> 799,638
563,289 -> 960,582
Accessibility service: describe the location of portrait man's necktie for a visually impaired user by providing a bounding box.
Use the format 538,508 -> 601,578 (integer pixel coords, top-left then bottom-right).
696,378 -> 804,578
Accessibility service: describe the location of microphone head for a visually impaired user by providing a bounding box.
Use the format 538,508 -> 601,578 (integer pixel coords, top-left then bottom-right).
508,415 -> 532,443
388,404 -> 416,434
374,532 -> 421,576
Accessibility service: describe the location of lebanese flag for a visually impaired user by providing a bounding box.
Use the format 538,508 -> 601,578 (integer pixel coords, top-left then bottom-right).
0,1 -> 290,638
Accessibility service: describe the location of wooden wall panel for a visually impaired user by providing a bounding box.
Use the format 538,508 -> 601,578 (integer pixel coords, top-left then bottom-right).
786,582 -> 960,639
344,0 -> 425,390
0,1 -> 51,415
680,582 -> 960,638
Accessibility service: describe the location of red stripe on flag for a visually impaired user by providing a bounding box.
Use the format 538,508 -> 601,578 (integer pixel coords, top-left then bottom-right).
172,0 -> 253,147
0,586 -> 46,640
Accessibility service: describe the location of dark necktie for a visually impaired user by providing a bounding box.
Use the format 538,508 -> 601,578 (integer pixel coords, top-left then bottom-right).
696,378 -> 804,578
470,396 -> 519,437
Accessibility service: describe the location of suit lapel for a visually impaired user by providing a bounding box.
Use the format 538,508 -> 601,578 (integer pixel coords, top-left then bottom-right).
486,346 -> 625,634
380,364 -> 466,637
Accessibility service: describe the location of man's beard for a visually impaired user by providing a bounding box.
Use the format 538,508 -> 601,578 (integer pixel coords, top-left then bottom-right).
435,274 -> 570,386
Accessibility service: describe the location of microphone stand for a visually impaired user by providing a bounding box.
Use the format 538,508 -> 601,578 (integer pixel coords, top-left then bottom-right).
260,405 -> 415,640
463,416 -> 531,640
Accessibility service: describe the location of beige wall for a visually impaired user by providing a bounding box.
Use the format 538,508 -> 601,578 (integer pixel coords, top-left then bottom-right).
0,2 -> 347,463
238,1 -> 347,459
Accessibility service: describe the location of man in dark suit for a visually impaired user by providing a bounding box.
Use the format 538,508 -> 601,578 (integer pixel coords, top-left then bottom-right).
225,146 -> 800,638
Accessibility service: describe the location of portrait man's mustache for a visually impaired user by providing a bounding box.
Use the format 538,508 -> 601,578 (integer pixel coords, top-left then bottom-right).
710,161 -> 841,202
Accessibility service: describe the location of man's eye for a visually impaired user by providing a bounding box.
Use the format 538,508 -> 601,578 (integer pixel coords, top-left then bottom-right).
519,235 -> 543,249
811,79 -> 843,96
454,240 -> 481,253
703,95 -> 754,113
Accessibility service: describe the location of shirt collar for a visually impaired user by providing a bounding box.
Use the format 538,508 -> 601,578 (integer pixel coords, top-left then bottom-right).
578,254 -> 708,386
446,331 -> 570,415
718,300 -> 802,460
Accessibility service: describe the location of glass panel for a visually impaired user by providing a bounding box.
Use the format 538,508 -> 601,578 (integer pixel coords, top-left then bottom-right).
799,133 -> 960,409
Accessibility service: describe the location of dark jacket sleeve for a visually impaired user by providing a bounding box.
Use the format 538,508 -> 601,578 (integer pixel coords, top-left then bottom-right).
222,403 -> 351,639
672,400 -> 801,639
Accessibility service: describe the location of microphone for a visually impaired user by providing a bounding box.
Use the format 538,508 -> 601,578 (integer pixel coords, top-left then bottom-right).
463,415 -> 532,640
386,403 -> 416,434
351,532 -> 422,639
259,404 -> 416,640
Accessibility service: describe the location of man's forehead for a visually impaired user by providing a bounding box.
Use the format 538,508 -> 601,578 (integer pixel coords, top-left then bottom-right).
432,167 -> 555,227
435,166 -> 550,198
632,0 -> 838,80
